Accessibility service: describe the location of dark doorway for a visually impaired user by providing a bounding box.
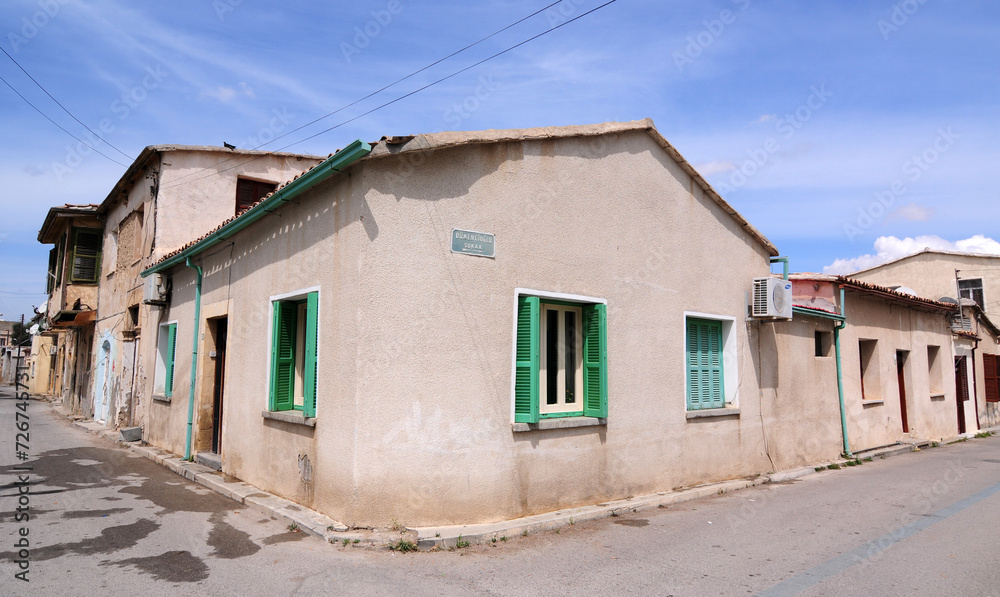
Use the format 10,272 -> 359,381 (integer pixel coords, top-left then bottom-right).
896,351 -> 909,433
211,319 -> 228,454
955,356 -> 969,435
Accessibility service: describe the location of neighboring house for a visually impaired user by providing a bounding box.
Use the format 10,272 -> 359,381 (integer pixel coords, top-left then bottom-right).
850,250 -> 1000,432
90,145 -> 324,429
25,331 -> 58,396
850,249 -> 1000,313
136,118 -> 855,528
36,204 -> 103,410
787,275 -> 963,454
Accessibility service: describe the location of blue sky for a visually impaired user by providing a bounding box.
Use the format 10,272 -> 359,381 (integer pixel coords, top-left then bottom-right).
1,0 -> 997,321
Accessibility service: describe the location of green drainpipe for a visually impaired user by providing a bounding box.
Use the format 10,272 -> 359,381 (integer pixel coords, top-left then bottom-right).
769,256 -> 789,280
184,257 -> 203,461
834,286 -> 852,457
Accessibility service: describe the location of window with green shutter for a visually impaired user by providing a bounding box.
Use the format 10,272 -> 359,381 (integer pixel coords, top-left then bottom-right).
514,294 -> 607,423
164,323 -> 177,397
155,321 -> 178,398
70,227 -> 102,283
686,317 -> 725,410
269,292 -> 319,416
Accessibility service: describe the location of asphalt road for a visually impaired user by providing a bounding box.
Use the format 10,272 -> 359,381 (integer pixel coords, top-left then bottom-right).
3,384 -> 1000,596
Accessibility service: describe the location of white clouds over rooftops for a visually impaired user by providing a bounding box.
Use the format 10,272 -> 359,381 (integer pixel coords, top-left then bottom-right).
824,235 -> 1000,274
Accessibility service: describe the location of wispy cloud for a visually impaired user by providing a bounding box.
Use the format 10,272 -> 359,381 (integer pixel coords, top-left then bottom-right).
824,234 -> 1000,274
200,81 -> 256,104
887,203 -> 933,222
694,160 -> 735,176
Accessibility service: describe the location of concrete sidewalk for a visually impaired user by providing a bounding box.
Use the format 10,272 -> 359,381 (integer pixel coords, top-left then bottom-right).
45,390 -> 1000,551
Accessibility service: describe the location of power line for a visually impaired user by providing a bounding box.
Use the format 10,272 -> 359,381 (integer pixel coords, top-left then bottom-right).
0,73 -> 130,168
164,0 -> 619,190
0,45 -> 134,161
163,0 -> 565,189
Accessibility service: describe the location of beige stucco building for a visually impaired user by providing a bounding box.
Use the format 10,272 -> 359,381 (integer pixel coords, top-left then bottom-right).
89,146 -> 323,430
787,275 -> 964,454
138,120 -> 912,528
850,250 -> 1000,434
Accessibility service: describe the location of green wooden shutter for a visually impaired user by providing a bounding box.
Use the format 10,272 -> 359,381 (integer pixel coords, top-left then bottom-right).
270,301 -> 296,411
583,303 -> 608,418
70,228 -> 102,283
164,323 -> 177,397
514,296 -> 540,423
47,248 -> 57,293
686,319 -> 724,410
303,292 -> 318,418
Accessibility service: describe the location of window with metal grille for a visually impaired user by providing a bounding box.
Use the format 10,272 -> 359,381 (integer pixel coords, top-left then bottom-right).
236,178 -> 278,214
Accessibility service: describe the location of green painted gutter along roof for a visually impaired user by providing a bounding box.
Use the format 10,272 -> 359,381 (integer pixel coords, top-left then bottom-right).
141,139 -> 371,278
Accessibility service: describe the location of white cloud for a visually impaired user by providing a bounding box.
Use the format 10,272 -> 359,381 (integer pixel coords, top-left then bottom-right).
755,114 -> 776,123
887,203 -> 933,222
694,160 -> 735,176
200,81 -> 255,103
824,234 -> 1000,274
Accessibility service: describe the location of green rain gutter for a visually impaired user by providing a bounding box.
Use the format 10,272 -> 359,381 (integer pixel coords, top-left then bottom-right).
184,257 -> 202,461
140,139 -> 372,278
769,256 -> 789,280
791,288 -> 851,457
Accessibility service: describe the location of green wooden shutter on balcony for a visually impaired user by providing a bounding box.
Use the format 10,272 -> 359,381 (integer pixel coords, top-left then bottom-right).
582,303 -> 608,418
164,323 -> 177,397
303,292 -> 318,418
686,318 -> 724,410
70,228 -> 102,283
47,248 -> 58,293
514,296 -> 540,423
270,301 -> 296,411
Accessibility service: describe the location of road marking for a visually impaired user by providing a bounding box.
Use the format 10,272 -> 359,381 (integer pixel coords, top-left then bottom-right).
755,479 -> 1000,597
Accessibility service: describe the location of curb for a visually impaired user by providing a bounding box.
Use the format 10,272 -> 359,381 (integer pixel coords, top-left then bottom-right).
57,397 -> 1000,552
410,476 -> 768,550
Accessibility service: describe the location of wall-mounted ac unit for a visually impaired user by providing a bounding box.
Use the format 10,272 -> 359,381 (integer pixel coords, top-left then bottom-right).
752,277 -> 793,319
142,274 -> 168,306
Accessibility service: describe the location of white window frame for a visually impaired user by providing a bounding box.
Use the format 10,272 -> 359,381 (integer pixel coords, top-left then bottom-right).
509,288 -> 607,422
266,286 -> 321,414
153,320 -> 178,396
683,311 -> 739,410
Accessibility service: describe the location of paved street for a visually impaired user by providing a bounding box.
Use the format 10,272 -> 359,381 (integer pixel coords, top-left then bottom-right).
3,385 -> 1000,596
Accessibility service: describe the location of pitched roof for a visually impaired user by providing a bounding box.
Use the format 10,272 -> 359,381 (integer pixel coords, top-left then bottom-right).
368,119 -> 778,256
849,248 -> 1000,276
96,144 -> 324,215
37,204 -> 101,244
144,119 -> 779,275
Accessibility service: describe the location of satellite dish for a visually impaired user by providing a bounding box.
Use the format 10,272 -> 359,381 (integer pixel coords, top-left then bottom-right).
894,287 -> 917,296
939,296 -> 958,304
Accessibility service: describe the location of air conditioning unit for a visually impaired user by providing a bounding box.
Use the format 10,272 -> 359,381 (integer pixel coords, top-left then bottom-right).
752,277 -> 793,319
142,274 -> 168,306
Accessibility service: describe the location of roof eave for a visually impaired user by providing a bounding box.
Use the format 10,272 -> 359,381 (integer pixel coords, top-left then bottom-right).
141,139 -> 372,277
